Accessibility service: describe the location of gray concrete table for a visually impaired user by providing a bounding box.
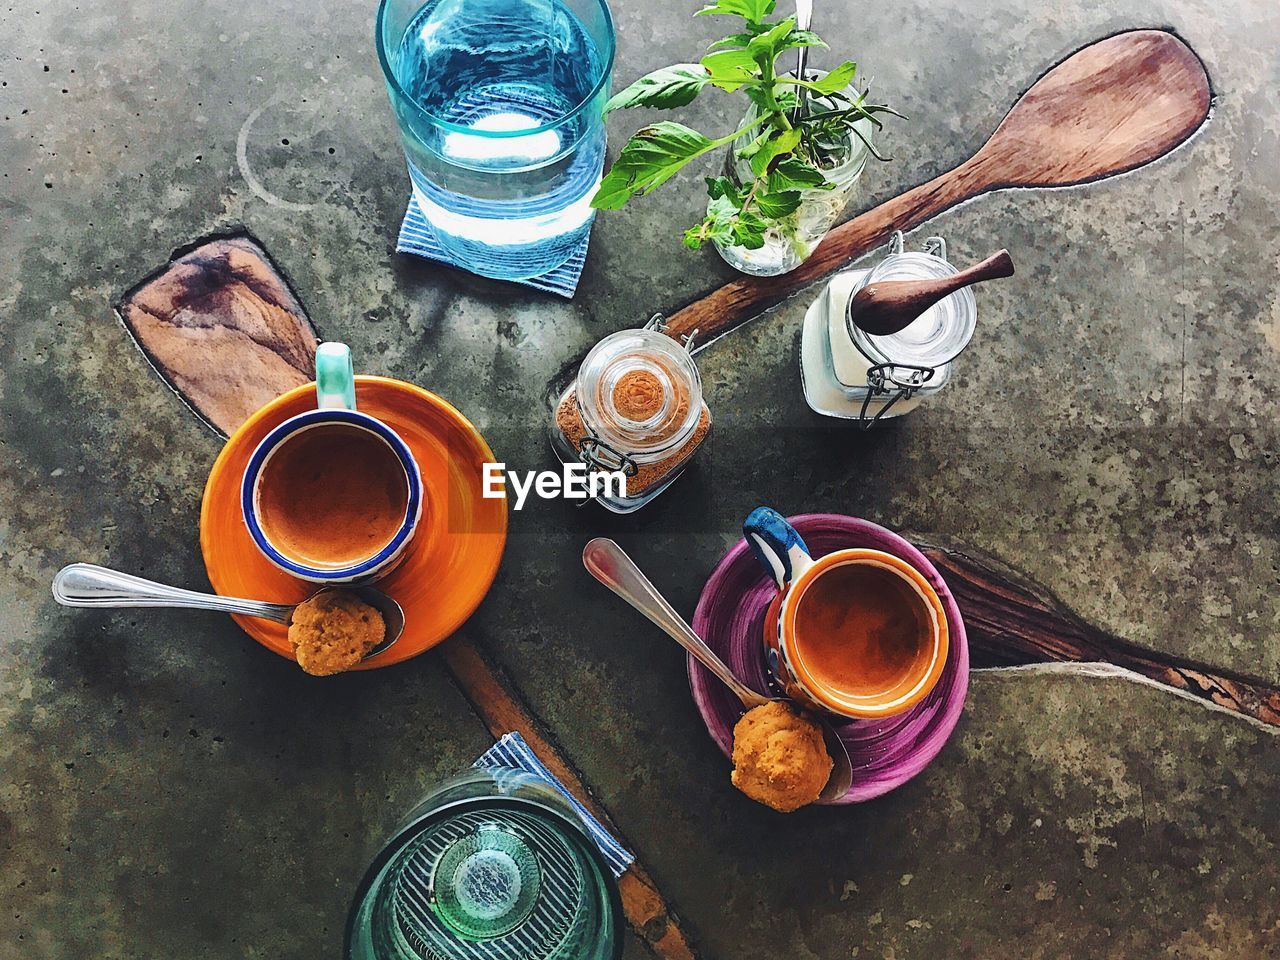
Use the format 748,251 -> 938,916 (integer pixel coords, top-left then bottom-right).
2,0 -> 1279,957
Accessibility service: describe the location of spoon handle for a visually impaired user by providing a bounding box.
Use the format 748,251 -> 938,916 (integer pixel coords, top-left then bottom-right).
934,248 -> 1014,292
583,539 -> 769,710
52,563 -> 295,624
849,248 -> 1015,335
792,0 -> 813,121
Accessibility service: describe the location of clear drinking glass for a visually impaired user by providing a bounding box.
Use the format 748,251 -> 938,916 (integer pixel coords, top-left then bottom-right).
712,70 -> 873,277
376,0 -> 615,280
346,767 -> 623,960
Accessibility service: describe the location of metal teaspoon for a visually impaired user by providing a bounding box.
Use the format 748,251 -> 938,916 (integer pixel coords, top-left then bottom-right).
792,0 -> 814,122
582,537 -> 854,804
51,563 -> 404,659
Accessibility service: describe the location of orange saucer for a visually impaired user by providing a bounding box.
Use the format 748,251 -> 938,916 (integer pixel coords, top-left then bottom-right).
200,376 -> 507,669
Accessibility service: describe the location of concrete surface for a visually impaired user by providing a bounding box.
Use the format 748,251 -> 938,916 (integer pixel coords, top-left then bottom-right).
2,0 -> 1279,957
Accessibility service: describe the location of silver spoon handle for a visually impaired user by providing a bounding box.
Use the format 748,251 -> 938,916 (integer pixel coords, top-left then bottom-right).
793,0 -> 814,119
52,563 -> 294,624
582,539 -> 768,709
794,0 -> 813,74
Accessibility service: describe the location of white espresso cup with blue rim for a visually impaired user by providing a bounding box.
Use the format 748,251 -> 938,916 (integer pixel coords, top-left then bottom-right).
241,343 -> 424,584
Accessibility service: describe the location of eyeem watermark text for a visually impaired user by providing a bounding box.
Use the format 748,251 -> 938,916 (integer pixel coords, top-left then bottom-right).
482,463 -> 627,510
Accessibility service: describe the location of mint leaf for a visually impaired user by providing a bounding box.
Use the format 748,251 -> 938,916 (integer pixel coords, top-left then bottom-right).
689,192 -> 747,249
748,127 -> 801,177
768,157 -> 830,191
705,176 -> 745,208
695,0 -> 776,24
746,16 -> 795,62
686,194 -> 739,249
778,90 -> 801,110
731,209 -> 769,248
687,191 -> 772,251
754,189 -> 802,219
741,85 -> 797,117
778,29 -> 826,52
735,128 -> 772,162
742,85 -> 771,113
808,60 -> 857,94
707,32 -> 755,50
699,48 -> 760,91
605,64 -> 709,113
683,223 -> 715,250
591,122 -> 717,210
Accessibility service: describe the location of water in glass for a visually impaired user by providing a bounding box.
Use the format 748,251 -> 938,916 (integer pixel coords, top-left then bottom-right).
379,0 -> 613,279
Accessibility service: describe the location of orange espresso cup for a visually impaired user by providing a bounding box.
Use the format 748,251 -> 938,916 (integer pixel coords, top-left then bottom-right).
745,507 -> 949,720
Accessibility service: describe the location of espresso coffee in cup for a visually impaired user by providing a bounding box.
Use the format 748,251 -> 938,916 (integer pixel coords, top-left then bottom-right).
790,559 -> 936,705
242,343 -> 423,584
255,423 -> 411,570
745,506 -> 948,720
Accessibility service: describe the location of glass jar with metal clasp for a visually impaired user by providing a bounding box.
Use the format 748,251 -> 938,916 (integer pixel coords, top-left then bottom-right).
801,230 -> 978,425
550,316 -> 710,513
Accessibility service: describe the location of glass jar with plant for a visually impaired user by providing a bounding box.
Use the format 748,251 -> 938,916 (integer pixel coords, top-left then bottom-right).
590,0 -> 900,276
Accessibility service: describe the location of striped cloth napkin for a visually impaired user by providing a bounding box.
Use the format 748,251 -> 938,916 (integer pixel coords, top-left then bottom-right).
396,195 -> 590,299
473,731 -> 633,877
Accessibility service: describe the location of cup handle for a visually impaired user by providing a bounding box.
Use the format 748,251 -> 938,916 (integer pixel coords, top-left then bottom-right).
315,341 -> 357,410
743,507 -> 815,589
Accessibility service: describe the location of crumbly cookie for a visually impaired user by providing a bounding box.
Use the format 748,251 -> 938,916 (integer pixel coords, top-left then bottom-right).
730,701 -> 833,813
288,590 -> 384,676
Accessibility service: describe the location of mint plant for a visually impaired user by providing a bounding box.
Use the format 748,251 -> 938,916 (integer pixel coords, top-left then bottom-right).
590,0 -> 900,253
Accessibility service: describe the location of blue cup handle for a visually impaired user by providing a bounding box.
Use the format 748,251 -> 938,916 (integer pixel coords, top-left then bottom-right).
743,507 -> 815,589
316,341 -> 357,411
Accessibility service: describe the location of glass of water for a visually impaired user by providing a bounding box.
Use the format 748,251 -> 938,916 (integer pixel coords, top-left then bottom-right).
376,0 -> 615,280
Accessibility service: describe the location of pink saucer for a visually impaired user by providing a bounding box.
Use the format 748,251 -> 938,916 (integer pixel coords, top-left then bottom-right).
689,514 -> 969,804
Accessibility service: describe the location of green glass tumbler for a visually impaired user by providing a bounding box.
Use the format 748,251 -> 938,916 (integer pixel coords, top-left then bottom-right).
346,767 -> 623,960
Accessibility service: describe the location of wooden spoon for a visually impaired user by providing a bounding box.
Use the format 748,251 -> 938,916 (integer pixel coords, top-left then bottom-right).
662,30 -> 1211,346
849,248 -> 1014,336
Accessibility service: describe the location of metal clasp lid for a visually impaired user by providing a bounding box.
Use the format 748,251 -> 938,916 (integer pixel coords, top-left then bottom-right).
848,232 -> 953,429
576,314 -> 700,478
645,313 -> 698,354
578,436 -> 639,477
856,362 -> 938,426
885,230 -> 946,261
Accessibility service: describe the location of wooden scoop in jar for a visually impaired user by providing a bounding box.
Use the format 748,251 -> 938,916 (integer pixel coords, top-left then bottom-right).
848,249 -> 1015,336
